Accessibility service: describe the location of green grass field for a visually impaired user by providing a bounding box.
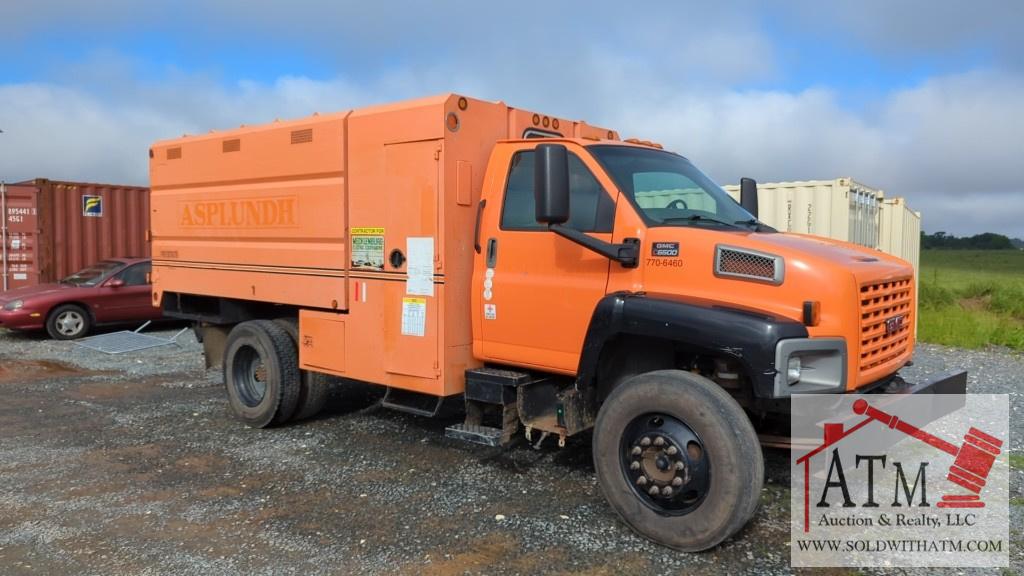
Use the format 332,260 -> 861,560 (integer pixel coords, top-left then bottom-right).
918,249 -> 1024,350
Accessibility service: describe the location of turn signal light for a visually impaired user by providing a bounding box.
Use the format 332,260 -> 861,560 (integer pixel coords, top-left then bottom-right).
802,300 -> 820,326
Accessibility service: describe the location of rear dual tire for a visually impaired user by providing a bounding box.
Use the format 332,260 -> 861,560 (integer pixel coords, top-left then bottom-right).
593,370 -> 763,552
273,318 -> 330,421
223,318 -> 331,428
224,320 -> 301,428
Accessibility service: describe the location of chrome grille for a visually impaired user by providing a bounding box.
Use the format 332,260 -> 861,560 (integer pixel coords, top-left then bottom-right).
859,277 -> 913,373
715,246 -> 783,284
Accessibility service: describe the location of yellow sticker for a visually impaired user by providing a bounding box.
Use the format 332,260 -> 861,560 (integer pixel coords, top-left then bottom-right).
401,297 -> 427,337
351,227 -> 385,235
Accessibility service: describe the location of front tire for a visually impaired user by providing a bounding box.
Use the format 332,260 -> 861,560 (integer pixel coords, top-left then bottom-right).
46,304 -> 91,340
223,320 -> 301,428
593,370 -> 763,551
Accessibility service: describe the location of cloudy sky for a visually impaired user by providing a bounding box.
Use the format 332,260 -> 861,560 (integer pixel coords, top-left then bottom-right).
1,1 -> 1022,238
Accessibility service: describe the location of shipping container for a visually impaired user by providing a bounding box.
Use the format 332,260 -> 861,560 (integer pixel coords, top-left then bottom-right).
723,178 -> 881,248
878,196 -> 921,330
1,179 -> 150,291
877,196 -> 921,274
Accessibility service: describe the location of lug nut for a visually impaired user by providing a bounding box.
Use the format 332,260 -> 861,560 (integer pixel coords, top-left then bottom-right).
672,477 -> 683,487
636,476 -> 647,486
640,436 -> 651,447
630,461 -> 640,471
648,486 -> 660,497
662,486 -> 673,496
666,445 -> 678,456
631,446 -> 642,457
674,461 -> 685,471
653,436 -> 665,447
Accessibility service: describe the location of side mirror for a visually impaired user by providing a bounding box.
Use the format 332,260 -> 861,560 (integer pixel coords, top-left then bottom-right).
740,177 -> 759,219
534,144 -> 570,225
107,278 -> 125,288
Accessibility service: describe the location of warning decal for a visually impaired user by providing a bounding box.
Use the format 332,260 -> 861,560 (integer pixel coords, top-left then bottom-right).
351,228 -> 385,271
401,297 -> 427,337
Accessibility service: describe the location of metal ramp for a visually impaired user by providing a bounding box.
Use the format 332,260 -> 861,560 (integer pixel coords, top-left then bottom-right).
75,321 -> 189,354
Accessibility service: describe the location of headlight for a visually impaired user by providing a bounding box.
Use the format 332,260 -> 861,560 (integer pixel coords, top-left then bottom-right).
2,299 -> 24,311
786,356 -> 802,384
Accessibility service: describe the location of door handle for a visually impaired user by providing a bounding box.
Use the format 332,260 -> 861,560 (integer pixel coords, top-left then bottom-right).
486,238 -> 498,268
473,199 -> 486,253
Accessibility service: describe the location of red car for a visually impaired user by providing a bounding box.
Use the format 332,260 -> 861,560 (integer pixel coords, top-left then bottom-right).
0,258 -> 161,340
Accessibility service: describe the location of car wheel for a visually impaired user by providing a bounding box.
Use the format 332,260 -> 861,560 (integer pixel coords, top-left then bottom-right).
46,304 -> 92,340
223,320 -> 301,428
593,369 -> 763,551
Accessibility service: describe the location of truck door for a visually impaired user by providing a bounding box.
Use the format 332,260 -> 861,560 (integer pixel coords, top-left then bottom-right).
477,143 -> 616,373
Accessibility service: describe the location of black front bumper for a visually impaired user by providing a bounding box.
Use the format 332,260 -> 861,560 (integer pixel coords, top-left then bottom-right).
758,369 -> 968,415
863,369 -> 968,396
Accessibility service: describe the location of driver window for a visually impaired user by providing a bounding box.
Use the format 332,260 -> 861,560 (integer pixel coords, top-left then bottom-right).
633,172 -> 719,215
117,263 -> 151,286
500,151 -> 615,232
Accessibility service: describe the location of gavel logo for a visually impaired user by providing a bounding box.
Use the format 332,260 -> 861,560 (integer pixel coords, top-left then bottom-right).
852,398 -> 1003,508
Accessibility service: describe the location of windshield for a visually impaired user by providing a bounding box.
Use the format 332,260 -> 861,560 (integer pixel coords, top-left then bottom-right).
589,145 -> 755,228
61,260 -> 123,286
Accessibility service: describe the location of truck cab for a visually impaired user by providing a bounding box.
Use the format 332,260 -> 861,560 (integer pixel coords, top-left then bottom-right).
471,138 -> 918,406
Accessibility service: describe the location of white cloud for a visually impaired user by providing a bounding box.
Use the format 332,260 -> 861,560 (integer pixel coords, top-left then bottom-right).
605,70 -> 1024,238
2,65 -> 1023,238
0,2 -> 1021,238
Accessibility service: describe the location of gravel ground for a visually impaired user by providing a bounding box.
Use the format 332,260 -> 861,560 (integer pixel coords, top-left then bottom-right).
0,328 -> 1020,575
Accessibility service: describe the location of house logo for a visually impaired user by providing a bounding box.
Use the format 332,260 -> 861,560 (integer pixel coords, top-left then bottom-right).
790,394 -> 1008,568
82,195 -> 103,217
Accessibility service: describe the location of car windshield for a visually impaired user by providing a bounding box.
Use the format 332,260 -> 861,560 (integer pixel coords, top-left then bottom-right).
61,260 -> 123,286
588,145 -> 755,228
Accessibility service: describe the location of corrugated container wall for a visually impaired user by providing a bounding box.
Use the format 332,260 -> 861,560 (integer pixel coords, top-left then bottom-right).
1,179 -> 150,291
724,178 -> 881,248
878,197 -> 921,273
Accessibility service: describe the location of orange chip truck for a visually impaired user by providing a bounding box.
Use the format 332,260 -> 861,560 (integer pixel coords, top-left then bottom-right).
150,93 -> 966,551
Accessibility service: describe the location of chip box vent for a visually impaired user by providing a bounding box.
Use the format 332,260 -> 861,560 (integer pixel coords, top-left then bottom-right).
222,138 -> 241,153
714,245 -> 783,284
166,147 -> 182,160
290,128 -> 313,144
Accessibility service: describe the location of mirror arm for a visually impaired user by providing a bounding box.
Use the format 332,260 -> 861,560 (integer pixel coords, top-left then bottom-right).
548,224 -> 639,268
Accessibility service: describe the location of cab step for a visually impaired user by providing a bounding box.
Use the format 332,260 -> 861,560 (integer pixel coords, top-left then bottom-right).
444,423 -> 505,447
445,366 -> 531,448
464,367 -> 532,404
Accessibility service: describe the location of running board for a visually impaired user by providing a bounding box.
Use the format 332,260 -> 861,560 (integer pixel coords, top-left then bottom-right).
381,388 -> 446,418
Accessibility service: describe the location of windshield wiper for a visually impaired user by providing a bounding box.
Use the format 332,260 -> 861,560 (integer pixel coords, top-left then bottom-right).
734,218 -> 776,232
660,214 -> 741,228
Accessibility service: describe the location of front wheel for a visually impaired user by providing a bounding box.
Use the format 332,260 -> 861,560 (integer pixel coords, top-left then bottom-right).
46,304 -> 91,340
593,370 -> 763,551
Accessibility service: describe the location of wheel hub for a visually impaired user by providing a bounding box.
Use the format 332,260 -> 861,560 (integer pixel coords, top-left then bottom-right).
233,345 -> 268,407
621,414 -> 709,515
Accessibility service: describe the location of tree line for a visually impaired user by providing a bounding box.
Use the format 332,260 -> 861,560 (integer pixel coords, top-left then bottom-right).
921,231 -> 1020,250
